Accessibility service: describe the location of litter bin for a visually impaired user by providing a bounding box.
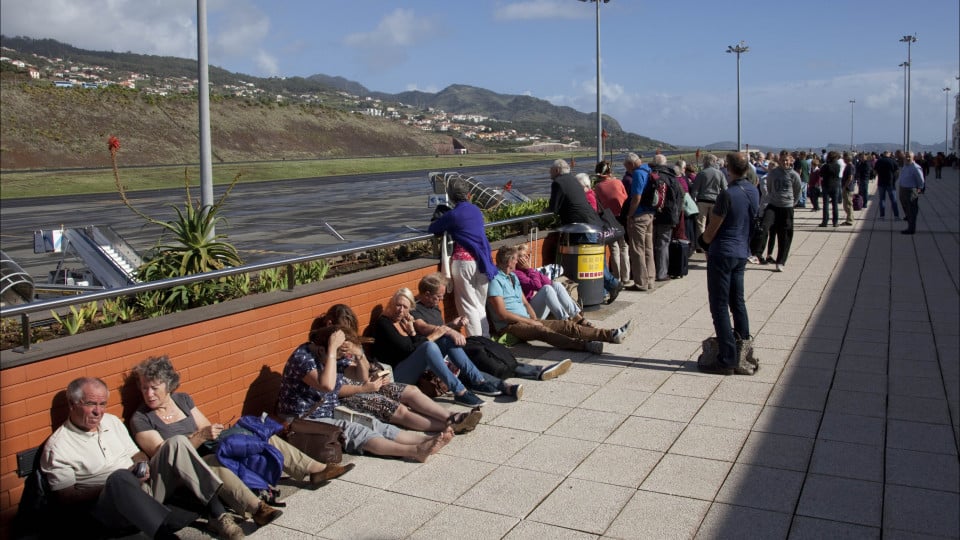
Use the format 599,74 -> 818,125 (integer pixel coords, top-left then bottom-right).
556,223 -> 605,310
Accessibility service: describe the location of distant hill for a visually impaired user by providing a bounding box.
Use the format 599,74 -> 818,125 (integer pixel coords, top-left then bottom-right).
2,35 -> 675,160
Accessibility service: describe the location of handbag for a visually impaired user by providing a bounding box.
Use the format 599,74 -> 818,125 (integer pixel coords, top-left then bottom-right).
596,200 -> 625,245
683,192 -> 699,217
281,403 -> 344,463
416,370 -> 449,398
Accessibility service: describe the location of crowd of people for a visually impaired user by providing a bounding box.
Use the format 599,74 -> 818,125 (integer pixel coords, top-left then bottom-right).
34,147 -> 941,538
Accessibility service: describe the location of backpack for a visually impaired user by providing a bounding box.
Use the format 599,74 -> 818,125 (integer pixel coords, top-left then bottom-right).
654,171 -> 684,226
639,170 -> 667,211
463,335 -> 519,380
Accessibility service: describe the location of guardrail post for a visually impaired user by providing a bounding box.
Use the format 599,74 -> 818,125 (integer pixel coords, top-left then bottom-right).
20,313 -> 31,351
285,263 -> 296,291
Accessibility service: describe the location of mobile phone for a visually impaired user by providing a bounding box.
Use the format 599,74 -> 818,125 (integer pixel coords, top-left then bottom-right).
134,461 -> 148,478
375,369 -> 390,379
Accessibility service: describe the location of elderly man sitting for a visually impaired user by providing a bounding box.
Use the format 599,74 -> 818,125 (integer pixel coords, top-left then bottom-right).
487,245 -> 630,355
40,377 -> 243,539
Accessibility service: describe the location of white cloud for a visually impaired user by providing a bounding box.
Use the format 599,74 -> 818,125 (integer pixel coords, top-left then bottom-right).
494,0 -> 589,21
404,83 -> 440,93
342,9 -> 436,71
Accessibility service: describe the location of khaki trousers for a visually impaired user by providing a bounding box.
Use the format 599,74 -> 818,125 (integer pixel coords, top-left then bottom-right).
628,213 -> 655,289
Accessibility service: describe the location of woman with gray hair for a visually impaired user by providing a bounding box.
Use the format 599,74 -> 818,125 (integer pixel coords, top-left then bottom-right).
428,178 -> 497,337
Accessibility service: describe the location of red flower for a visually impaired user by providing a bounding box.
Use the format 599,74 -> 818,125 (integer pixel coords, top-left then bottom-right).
108,136 -> 120,152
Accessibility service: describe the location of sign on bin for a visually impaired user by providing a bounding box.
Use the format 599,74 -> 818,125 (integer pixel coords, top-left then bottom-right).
575,245 -> 605,279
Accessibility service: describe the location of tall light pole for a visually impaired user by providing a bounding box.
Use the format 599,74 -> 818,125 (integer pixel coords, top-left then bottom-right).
900,34 -> 917,152
197,0 -> 214,235
579,0 -> 609,164
726,41 -> 749,151
944,87 -> 951,154
849,99 -> 856,151
899,61 -> 909,150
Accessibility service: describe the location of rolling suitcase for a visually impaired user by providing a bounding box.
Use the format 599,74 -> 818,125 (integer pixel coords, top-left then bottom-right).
852,193 -> 864,211
668,240 -> 689,278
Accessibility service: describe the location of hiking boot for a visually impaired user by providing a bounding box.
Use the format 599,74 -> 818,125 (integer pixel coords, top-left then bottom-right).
252,501 -> 283,527
585,341 -> 604,355
736,337 -> 759,371
697,354 -> 734,375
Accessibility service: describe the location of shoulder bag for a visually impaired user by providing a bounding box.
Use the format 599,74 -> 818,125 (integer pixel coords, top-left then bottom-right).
281,403 -> 344,463
595,199 -> 625,245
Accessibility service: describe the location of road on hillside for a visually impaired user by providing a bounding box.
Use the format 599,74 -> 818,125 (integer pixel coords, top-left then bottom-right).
1,159 -> 591,281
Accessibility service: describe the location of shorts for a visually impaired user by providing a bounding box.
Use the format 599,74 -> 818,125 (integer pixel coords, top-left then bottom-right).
310,417 -> 401,454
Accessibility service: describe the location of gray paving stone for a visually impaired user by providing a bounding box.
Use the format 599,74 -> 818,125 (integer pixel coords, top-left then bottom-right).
605,490 -> 711,540
632,392 -> 705,422
715,463 -> 805,513
408,505 -> 519,540
711,377 -> 774,405
690,399 -> 763,430
605,416 -> 686,451
883,484 -> 960,537
737,431 -> 815,472
526,477 -> 635,534
657,372 -> 722,398
505,434 -> 598,476
885,447 -> 960,492
825,389 -> 887,418
832,370 -> 888,394
694,503 -> 793,540
818,412 -> 886,446
501,520 -> 598,539
836,353 -> 889,375
887,394 -> 953,424
454,466 -> 564,519
778,365 -> 835,390
578,386 -> 651,415
640,454 -> 733,500
767,383 -> 829,411
488,400 -> 572,433
797,474 -> 883,527
569,444 -> 662,488
886,419 -> 959,455
670,424 -> 749,462
809,439 -> 884,482
441,424 -> 539,464
753,406 -> 822,438
788,516 -> 880,539
318,490 -> 443,539
888,359 -> 944,379
787,350 -> 839,370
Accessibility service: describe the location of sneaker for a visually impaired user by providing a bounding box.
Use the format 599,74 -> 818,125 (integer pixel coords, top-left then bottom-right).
606,281 -> 623,304
764,256 -> 775,264
818,223 -> 828,227
747,255 -> 760,264
470,381 -> 502,396
508,383 -> 524,400
610,320 -> 631,344
622,280 -> 635,287
208,514 -> 244,540
840,221 -> 853,226
774,264 -> 784,272
585,341 -> 604,355
539,358 -> 573,381
454,390 -> 485,407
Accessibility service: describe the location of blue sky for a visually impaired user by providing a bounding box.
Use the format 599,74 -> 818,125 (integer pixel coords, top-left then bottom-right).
2,0 -> 958,150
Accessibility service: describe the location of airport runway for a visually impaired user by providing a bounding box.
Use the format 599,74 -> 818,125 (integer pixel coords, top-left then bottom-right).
0,160 -> 570,281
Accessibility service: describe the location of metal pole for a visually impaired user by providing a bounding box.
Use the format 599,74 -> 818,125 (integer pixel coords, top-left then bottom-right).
727,42 -> 749,152
595,0 -> 602,164
849,99 -> 856,150
944,87 -> 952,154
901,35 -> 917,152
197,0 -> 214,234
900,62 -> 909,151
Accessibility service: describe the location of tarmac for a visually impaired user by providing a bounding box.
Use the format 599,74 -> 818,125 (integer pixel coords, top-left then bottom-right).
184,167 -> 959,539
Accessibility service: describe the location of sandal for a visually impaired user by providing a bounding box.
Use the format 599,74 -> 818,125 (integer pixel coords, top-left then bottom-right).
448,409 -> 482,433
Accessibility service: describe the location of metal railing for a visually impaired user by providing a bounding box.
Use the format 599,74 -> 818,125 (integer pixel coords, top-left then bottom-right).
1,212 -> 553,350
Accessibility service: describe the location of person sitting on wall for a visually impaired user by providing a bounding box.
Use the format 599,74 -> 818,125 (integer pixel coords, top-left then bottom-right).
40,377 -> 244,540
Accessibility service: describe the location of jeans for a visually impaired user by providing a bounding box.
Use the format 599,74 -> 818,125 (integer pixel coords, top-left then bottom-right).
857,179 -> 869,204
391,336 -> 485,394
706,255 -> 749,368
821,186 -> 840,225
798,182 -> 808,206
529,282 -> 580,320
877,184 -> 899,217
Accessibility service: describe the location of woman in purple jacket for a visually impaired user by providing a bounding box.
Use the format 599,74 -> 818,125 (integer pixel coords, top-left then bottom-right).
428,178 -> 497,337
513,243 -> 592,325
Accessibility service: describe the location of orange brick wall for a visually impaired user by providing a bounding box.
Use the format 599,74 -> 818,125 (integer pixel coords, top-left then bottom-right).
0,237 -> 547,530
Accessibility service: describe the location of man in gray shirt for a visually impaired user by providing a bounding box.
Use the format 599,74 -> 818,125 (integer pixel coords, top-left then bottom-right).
691,154 -> 728,250
762,151 -> 802,271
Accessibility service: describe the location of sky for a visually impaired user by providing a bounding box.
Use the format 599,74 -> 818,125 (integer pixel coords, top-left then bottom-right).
2,0 -> 958,150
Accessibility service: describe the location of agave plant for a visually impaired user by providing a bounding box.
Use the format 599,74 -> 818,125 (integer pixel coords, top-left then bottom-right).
109,135 -> 243,312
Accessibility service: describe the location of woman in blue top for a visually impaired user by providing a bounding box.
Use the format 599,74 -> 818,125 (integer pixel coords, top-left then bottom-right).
428,178 -> 497,337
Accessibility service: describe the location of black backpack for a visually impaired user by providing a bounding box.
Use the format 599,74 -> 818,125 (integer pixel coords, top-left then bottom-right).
652,168 -> 683,226
463,336 -> 518,380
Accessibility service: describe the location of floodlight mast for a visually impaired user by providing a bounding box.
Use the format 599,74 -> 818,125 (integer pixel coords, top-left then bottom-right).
726,41 -> 749,152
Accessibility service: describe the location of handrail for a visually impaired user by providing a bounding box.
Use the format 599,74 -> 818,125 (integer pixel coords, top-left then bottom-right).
1,212 -> 553,348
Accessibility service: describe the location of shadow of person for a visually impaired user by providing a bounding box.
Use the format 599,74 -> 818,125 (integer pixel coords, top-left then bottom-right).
119,371 -> 143,425
241,365 -> 283,418
49,390 -> 68,430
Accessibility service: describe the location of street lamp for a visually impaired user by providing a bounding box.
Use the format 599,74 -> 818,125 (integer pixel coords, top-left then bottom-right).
849,99 -> 856,151
579,0 -> 610,165
726,41 -> 749,151
899,61 -> 909,150
944,87 -> 951,154
900,34 -> 917,152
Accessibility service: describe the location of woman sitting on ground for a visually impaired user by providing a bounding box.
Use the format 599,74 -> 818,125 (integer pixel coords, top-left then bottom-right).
318,304 -> 482,434
372,288 -> 500,408
277,325 -> 451,463
513,242 -> 590,325
128,356 -> 354,529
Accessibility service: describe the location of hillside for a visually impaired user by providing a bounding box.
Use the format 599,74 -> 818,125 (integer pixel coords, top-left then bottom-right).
0,77 -> 467,169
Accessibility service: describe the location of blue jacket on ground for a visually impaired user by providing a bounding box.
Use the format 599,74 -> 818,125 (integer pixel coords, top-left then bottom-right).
215,415 -> 285,491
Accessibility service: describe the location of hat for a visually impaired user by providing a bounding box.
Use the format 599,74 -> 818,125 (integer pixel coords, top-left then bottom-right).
448,179 -> 470,203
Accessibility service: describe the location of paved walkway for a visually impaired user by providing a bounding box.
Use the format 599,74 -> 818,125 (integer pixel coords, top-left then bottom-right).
201,168 -> 959,539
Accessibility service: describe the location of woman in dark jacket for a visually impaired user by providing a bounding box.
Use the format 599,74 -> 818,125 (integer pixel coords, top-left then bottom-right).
819,151 -> 842,227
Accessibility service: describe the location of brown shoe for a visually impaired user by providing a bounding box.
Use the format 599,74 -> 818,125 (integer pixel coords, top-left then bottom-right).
449,408 -> 483,433
208,514 -> 244,540
252,501 -> 283,527
309,462 -> 355,486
